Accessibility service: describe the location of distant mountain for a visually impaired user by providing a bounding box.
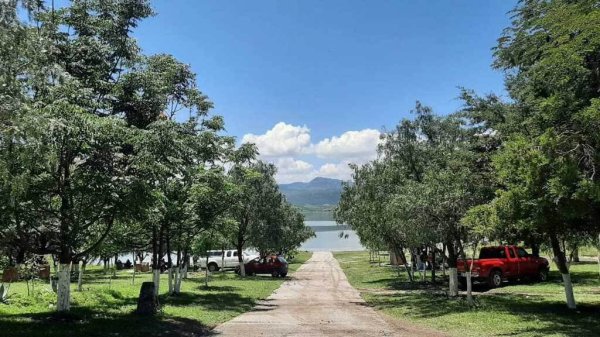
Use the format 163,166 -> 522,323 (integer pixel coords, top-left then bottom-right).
279,177 -> 343,206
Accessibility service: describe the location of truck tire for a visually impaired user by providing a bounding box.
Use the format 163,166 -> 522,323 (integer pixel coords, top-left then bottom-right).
208,263 -> 219,272
488,270 -> 503,288
458,277 -> 467,290
537,268 -> 548,282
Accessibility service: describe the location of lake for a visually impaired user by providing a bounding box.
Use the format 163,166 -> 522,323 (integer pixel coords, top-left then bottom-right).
300,221 -> 365,252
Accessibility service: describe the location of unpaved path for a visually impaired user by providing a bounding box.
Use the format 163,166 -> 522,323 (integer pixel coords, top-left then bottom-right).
211,252 -> 444,337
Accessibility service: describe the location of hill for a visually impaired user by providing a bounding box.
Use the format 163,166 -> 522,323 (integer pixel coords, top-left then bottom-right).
279,177 -> 344,221
279,177 -> 343,206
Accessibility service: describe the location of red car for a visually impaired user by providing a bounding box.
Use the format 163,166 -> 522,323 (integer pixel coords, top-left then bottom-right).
457,245 -> 550,288
236,255 -> 288,277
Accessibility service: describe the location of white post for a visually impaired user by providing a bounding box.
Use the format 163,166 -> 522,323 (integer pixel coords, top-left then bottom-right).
57,263 -> 71,312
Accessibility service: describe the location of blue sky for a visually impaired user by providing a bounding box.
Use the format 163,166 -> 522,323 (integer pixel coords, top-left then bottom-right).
133,0 -> 516,182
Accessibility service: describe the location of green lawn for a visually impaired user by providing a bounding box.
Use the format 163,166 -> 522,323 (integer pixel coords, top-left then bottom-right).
0,251 -> 312,337
334,251 -> 600,337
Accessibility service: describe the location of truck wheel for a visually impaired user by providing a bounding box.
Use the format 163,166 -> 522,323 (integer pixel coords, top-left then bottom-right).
271,271 -> 279,278
537,268 -> 548,282
458,277 -> 467,290
280,272 -> 287,278
208,263 -> 219,272
488,270 -> 502,288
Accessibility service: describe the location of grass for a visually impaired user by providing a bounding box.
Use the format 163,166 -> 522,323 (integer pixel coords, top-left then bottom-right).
334,251 -> 600,337
0,251 -> 312,337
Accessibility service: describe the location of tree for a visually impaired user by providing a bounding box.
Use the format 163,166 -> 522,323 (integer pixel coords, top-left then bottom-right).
465,0 -> 600,309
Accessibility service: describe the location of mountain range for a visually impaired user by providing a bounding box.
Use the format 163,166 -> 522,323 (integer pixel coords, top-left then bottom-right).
279,177 -> 343,206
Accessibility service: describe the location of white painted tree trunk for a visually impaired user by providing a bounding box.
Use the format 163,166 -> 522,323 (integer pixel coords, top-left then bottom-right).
174,266 -> 182,294
57,263 -> 71,312
77,261 -> 85,292
448,267 -> 459,297
561,273 -> 577,309
221,251 -> 225,275
466,271 -> 474,306
238,260 -> 246,277
152,269 -> 160,296
168,267 -> 174,294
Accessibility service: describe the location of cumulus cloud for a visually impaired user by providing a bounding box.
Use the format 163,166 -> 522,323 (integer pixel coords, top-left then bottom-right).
242,122 -> 380,183
241,122 -> 311,158
316,162 -> 354,181
273,158 -> 314,183
313,129 -> 381,161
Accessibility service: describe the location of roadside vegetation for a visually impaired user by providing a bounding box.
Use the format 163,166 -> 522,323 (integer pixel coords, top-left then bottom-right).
0,0 -> 314,318
335,0 -> 600,311
335,251 -> 600,337
0,252 -> 311,337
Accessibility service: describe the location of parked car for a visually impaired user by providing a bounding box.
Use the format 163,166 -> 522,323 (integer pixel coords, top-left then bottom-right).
198,250 -> 257,272
236,255 -> 288,277
457,245 -> 550,288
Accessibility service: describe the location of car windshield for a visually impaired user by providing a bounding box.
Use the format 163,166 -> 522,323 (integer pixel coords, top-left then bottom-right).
277,256 -> 287,263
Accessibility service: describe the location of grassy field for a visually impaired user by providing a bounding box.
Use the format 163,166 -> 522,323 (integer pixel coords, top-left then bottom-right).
0,251 -> 312,337
334,251 -> 600,337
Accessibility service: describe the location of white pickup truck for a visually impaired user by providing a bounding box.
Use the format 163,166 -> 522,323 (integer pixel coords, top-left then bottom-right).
198,250 -> 257,272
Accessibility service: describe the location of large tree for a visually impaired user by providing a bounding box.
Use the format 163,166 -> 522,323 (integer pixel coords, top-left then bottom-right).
464,0 -> 600,309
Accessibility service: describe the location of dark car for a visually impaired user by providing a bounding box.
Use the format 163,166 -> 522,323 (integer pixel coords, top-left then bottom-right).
236,255 -> 288,277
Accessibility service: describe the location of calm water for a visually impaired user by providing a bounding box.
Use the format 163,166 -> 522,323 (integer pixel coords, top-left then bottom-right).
300,221 -> 365,252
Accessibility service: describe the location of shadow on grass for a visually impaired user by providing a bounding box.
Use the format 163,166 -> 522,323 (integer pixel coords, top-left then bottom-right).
163,291 -> 259,314
366,291 -> 600,337
0,310 -> 209,337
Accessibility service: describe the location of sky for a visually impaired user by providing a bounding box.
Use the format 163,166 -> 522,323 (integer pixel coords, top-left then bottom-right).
133,0 -> 517,183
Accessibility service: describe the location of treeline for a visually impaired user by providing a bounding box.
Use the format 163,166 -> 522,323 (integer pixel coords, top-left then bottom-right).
0,1 -> 314,312
335,0 -> 600,309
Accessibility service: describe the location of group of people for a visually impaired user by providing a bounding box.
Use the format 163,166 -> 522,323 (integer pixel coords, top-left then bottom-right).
115,259 -> 133,270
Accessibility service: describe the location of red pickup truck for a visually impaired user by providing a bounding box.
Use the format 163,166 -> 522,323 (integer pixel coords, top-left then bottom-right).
457,245 -> 550,288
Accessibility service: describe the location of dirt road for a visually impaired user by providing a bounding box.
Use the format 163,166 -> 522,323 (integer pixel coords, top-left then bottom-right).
211,251 -> 443,337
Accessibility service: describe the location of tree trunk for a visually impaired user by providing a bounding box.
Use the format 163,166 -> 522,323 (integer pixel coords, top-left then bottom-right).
205,254 -> 210,287
132,251 -> 136,285
57,263 -> 71,312
174,266 -> 182,294
550,233 -> 576,309
447,241 -> 459,297
237,245 -> 246,277
221,246 -> 226,275
466,244 -> 477,306
152,268 -> 160,296
572,247 -> 580,263
77,261 -> 85,292
167,267 -> 174,295
430,248 -> 436,284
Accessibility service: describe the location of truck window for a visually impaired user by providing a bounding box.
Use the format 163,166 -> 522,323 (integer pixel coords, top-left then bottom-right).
508,248 -> 516,258
517,248 -> 529,258
233,252 -> 238,257
226,251 -> 232,257
479,247 -> 506,259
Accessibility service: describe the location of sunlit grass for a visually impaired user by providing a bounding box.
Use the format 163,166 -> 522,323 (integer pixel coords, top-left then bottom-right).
0,251 -> 312,337
335,251 -> 600,337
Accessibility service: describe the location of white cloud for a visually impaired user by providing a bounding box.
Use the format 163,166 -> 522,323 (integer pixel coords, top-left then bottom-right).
242,122 -> 311,158
243,122 -> 380,183
316,162 -> 353,181
273,157 -> 315,184
313,129 -> 381,161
